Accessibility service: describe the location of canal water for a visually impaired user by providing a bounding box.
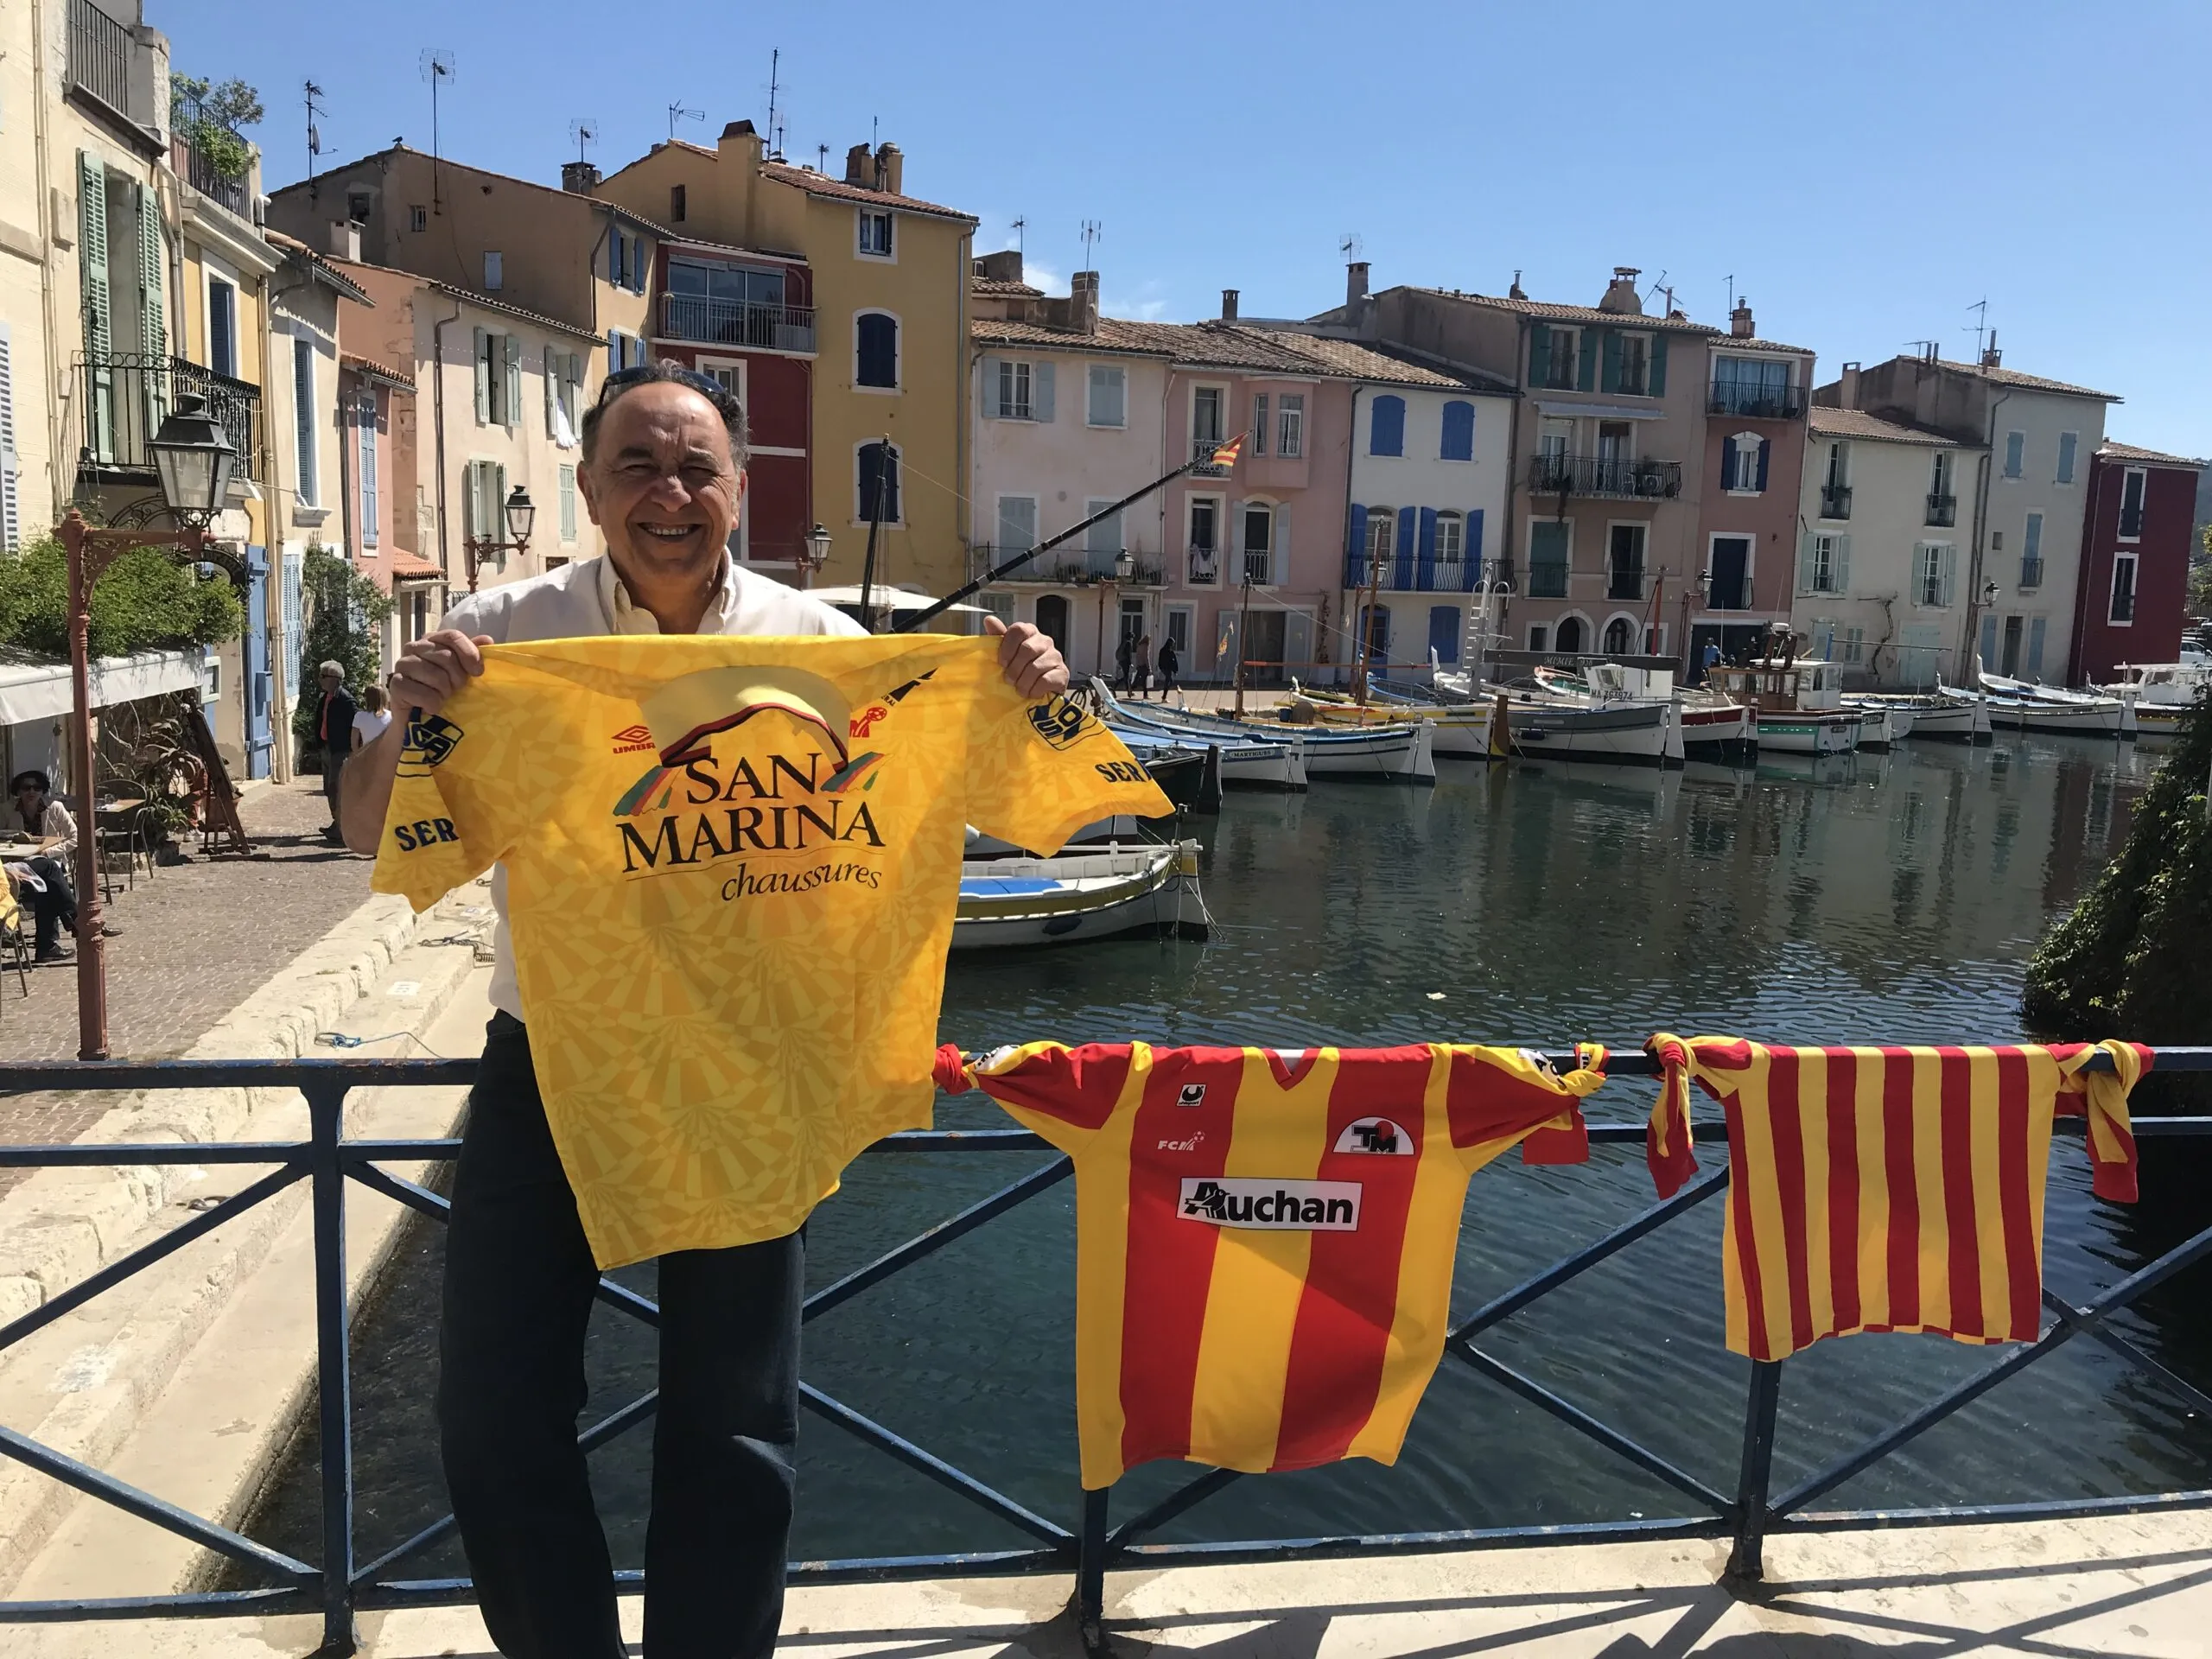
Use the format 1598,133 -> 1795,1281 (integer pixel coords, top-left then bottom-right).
238,732 -> 2212,1580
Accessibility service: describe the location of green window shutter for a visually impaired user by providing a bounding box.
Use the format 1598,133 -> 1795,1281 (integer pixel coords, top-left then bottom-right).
503,334 -> 522,430
543,345 -> 557,435
980,356 -> 1001,419
1526,324 -> 1549,388
473,327 -> 488,424
1648,334 -> 1668,397
1599,331 -> 1622,393
78,153 -> 111,359
1034,360 -> 1055,423
1577,328 -> 1599,391
1834,535 -> 1852,593
133,181 -> 165,355
1796,531 -> 1815,594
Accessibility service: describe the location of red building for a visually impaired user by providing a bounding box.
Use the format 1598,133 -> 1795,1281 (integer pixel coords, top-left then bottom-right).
2069,441 -> 2204,686
647,238 -> 817,582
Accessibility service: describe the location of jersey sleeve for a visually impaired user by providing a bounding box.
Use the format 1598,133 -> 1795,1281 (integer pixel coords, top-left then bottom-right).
368,697 -> 519,913
1446,1044 -> 1610,1173
963,686 -> 1176,855
937,1040 -> 1137,1154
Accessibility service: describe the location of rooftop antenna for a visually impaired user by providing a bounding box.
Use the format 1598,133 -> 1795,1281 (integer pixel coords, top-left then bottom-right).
871,114 -> 879,149
303,79 -> 324,200
1906,338 -> 1941,364
664,102 -> 701,143
1641,267 -> 1669,308
816,143 -> 829,172
1339,232 -> 1363,263
419,49 -> 454,214
569,117 -> 600,166
765,48 -> 782,156
1010,216 -> 1025,256
1967,297 -> 1990,361
1080,219 -> 1102,270
1726,273 -> 1735,314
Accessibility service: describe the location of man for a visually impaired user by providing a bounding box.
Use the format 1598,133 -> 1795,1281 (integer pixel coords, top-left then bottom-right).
313,663 -> 357,843
1156,632 -> 1179,700
340,363 -> 1065,1659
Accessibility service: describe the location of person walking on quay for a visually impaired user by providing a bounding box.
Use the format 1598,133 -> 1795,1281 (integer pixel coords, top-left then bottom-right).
312,662 -> 357,845
1156,633 -> 1179,701
1132,632 -> 1152,700
1113,626 -> 1135,695
340,363 -> 1068,1659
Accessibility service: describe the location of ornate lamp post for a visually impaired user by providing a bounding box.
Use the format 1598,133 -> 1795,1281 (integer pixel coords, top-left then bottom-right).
798,522 -> 832,589
57,394 -> 235,1061
462,486 -> 536,591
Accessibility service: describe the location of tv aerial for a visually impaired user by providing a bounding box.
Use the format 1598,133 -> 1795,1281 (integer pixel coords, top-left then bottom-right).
569,117 -> 600,164
419,48 -> 455,212
667,102 -> 703,142
1339,232 -> 1363,263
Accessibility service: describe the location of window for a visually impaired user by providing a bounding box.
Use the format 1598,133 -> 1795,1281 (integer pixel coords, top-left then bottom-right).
1364,506 -> 1395,575
987,357 -> 1046,421
978,592 -> 1017,630
479,329 -> 523,426
1440,399 -> 1474,461
1606,524 -> 1646,601
355,389 -> 377,545
607,228 -> 646,293
857,209 -> 893,258
207,276 -> 238,378
2119,468 -> 2146,539
1084,499 -> 1123,556
1931,450 -> 1954,495
2026,617 -> 2047,677
464,460 -> 510,562
857,441 -> 900,523
1527,624 -> 1550,652
855,311 -> 899,389
1723,431 -> 1765,493
1823,441 -> 1848,489
1370,394 -> 1405,457
1711,354 -> 1791,416
1529,520 -> 1569,597
558,463 -> 577,543
671,184 -> 687,223
2056,430 -> 2077,484
546,347 -> 584,442
2003,429 -> 2024,478
1250,393 -> 1268,457
2110,554 -> 2137,623
1086,364 -> 1125,428
607,329 -> 648,375
1166,606 -> 1192,655
1538,416 -> 1573,463
995,494 -> 1037,554
1537,327 -> 1578,390
1805,532 -> 1847,594
2022,512 -> 2044,587
1241,503 -> 1273,585
1604,616 -> 1635,654
1435,510 -> 1464,566
292,337 -> 317,505
1616,333 -> 1650,396
1187,498 -> 1220,582
409,205 -> 428,232
484,251 -> 503,291
1916,542 -> 1954,607
1276,394 -> 1303,458
1192,385 -> 1224,443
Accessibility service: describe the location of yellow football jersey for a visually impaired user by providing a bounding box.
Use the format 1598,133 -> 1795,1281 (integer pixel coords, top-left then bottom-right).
372,634 -> 1173,1268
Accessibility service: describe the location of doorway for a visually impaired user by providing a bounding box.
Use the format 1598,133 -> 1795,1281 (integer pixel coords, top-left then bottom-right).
1554,614 -> 1586,654
2000,614 -> 2024,677
1035,594 -> 1071,661
1708,537 -> 1751,611
1244,611 -> 1287,686
1603,616 -> 1634,655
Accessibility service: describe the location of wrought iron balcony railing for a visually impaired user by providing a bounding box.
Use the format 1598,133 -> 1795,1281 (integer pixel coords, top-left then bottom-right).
965,545 -> 1160,587
1925,493 -> 1957,528
65,0 -> 139,122
1707,382 -> 1806,419
1528,454 -> 1683,500
170,91 -> 251,218
1820,484 -> 1853,520
1186,544 -> 1221,585
1607,564 -> 1646,602
78,353 -> 262,481
1189,435 -> 1231,477
1528,557 -> 1570,599
2019,557 -> 2045,591
658,294 -> 816,353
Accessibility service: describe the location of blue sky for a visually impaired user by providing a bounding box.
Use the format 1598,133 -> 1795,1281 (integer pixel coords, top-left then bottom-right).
165,0 -> 2211,457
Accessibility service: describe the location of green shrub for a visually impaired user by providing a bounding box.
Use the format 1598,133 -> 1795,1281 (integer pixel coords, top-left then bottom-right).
289,544 -> 391,759
0,537 -> 244,658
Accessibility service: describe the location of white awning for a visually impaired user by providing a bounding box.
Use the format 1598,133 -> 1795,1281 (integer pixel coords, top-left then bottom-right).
0,649 -> 205,728
1535,400 -> 1667,422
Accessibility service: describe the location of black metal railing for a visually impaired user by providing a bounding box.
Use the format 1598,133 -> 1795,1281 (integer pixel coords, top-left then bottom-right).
169,92 -> 250,217
963,545 -> 1160,587
1189,435 -> 1231,475
65,0 -> 137,122
1820,484 -> 1853,520
0,1048 -> 2204,1652
77,353 -> 262,481
1607,563 -> 1645,602
1186,544 -> 1221,586
1707,382 -> 1806,419
2111,586 -> 2136,624
1925,493 -> 1957,527
1528,454 -> 1683,500
1342,552 -> 1481,594
1528,557 -> 1569,599
658,294 -> 816,353
2020,557 -> 2045,590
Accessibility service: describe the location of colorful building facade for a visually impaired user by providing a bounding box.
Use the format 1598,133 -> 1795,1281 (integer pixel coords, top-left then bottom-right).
2069,441 -> 2204,686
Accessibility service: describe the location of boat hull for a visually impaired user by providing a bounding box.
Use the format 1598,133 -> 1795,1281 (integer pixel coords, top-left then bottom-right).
953,843 -> 1210,949
1497,698 -> 1678,765
1758,714 -> 1859,755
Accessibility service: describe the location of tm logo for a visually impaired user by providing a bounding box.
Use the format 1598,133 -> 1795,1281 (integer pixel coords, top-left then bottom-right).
1332,1117 -> 1414,1156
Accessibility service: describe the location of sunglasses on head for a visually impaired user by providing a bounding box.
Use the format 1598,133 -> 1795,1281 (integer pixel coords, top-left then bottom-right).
594,365 -> 741,410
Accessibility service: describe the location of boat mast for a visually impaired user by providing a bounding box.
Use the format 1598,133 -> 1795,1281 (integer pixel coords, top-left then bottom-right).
1351,541 -> 1384,706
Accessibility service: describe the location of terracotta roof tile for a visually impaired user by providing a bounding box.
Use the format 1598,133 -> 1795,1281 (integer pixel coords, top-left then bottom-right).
760,161 -> 975,222
1408,287 -> 1720,334
2099,440 -> 2205,467
971,278 -> 1043,296
1232,328 -> 1505,391
1929,358 -> 2119,401
1807,407 -> 1961,448
970,317 -> 1176,359
1710,335 -> 1815,356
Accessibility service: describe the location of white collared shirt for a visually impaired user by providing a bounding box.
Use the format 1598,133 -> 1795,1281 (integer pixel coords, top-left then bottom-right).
438,555 -> 865,1018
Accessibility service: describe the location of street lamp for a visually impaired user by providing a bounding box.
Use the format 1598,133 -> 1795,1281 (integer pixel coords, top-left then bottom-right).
798,523 -> 832,588
463,486 -> 536,591
57,394 -> 235,1060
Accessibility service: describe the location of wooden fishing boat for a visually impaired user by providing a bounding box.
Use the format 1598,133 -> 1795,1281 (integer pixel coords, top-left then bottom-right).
1704,660 -> 1859,755
952,838 -> 1209,948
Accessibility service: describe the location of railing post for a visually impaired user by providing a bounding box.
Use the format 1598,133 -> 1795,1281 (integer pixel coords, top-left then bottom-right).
308,1082 -> 357,1656
1726,1360 -> 1783,1583
1075,1485 -> 1109,1654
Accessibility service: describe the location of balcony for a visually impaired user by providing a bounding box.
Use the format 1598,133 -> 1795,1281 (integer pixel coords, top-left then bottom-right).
77,353 -> 262,482
1189,435 -> 1232,477
1707,382 -> 1806,419
967,545 -> 1161,586
658,293 -> 816,353
1186,544 -> 1220,586
169,91 -> 251,218
1529,558 -> 1570,600
1925,493 -> 1957,528
1820,484 -> 1853,520
2120,507 -> 2144,539
1527,454 -> 1682,501
66,0 -> 143,124
1607,563 -> 1645,602
2019,558 -> 2044,591
1340,550 -> 1482,594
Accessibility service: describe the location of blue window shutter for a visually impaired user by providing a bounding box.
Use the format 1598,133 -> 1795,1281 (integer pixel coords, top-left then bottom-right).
1344,504 -> 1367,588
1034,360 -> 1055,423
1428,605 -> 1461,665
1395,506 -> 1416,588
1440,400 -> 1473,461
1417,506 -> 1438,589
607,329 -> 620,375
1371,395 -> 1405,456
1577,329 -> 1599,391
1649,334 -> 1668,397
1527,325 -> 1549,387
1600,331 -> 1623,393
1466,509 -> 1484,588
1755,438 -> 1771,493
1720,436 -> 1738,491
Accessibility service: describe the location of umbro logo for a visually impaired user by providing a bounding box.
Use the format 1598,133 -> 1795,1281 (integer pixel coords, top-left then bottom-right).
612,723 -> 656,754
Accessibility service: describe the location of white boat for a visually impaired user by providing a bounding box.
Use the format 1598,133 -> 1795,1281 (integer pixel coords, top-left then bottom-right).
1962,673 -> 2133,739
1576,664 -> 1752,760
952,839 -> 1209,949
1111,715 -> 1306,790
1849,691 -> 1987,744
1704,660 -> 1861,755
1101,687 -> 1435,785
1851,702 -> 1903,748
2102,662 -> 2211,746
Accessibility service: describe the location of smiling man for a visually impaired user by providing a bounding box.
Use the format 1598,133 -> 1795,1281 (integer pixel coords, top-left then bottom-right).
338,364 -> 1065,1659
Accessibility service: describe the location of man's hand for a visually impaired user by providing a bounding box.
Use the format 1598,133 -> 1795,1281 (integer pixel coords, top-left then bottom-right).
389,629 -> 493,719
983,616 -> 1068,701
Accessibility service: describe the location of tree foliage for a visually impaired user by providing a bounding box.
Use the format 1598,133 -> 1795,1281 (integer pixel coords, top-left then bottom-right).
0,537 -> 243,658
290,545 -> 391,758
170,73 -> 263,181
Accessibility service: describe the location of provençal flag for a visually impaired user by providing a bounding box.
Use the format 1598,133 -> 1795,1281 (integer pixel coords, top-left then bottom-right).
1643,1035 -> 2150,1363
938,1040 -> 1607,1488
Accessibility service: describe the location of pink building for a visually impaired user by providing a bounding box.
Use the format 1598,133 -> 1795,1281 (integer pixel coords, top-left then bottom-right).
1694,304 -> 1815,667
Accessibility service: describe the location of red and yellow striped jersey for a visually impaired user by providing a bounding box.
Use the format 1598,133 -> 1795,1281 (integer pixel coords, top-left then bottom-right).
1644,1035 -> 2149,1362
938,1040 -> 1607,1488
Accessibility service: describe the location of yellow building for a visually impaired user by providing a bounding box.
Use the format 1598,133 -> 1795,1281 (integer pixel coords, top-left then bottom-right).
593,124 -> 977,598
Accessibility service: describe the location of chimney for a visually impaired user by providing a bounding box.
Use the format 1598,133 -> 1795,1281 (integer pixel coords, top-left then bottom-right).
973,249 -> 1023,285
1071,270 -> 1100,335
327,219 -> 359,262
1346,260 -> 1370,307
1220,288 -> 1239,321
844,143 -> 872,186
1730,299 -> 1755,339
561,161 -> 601,194
1839,361 -> 1862,409
874,142 -> 903,196
1980,329 -> 2002,369
1509,269 -> 1528,301
1598,265 -> 1643,315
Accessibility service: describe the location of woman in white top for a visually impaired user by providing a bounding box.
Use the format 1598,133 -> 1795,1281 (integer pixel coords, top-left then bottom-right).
352,684 -> 393,753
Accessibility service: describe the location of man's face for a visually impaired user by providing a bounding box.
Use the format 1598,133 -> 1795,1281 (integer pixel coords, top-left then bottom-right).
14,783 -> 38,810
321,670 -> 342,696
579,382 -> 746,584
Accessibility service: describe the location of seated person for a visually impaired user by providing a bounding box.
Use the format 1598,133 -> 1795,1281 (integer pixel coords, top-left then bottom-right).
10,770 -> 77,844
4,855 -> 77,961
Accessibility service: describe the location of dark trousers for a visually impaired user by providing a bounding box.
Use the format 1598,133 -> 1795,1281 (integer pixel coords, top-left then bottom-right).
321,750 -> 346,828
440,1014 -> 804,1659
17,856 -> 74,954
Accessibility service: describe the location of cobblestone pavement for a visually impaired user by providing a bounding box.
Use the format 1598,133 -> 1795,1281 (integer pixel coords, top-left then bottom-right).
0,779 -> 378,1171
